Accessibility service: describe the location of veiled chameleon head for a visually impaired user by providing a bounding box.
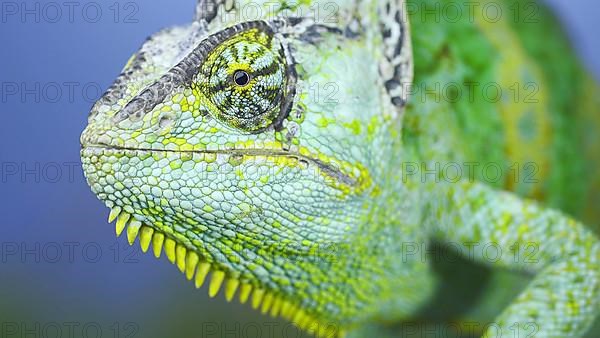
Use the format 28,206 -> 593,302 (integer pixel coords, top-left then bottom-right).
81,1 -> 412,336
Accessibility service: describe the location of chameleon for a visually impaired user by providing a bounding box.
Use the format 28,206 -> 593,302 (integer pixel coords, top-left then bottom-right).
80,0 -> 600,337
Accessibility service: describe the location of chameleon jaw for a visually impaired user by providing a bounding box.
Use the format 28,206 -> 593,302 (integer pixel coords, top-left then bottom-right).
106,206 -> 346,338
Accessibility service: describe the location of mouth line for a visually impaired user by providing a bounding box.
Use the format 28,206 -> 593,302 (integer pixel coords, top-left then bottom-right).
83,144 -> 358,187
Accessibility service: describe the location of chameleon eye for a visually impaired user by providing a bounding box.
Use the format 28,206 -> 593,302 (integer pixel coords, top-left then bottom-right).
233,70 -> 251,87
197,26 -> 290,133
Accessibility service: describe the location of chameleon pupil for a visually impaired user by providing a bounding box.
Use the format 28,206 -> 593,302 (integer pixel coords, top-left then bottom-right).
233,70 -> 250,86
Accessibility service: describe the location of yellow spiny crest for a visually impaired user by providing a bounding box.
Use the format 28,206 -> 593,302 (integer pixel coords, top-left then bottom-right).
115,212 -> 130,237
105,208 -> 345,338
195,262 -> 211,288
139,226 -> 154,252
151,232 -> 164,258
126,219 -> 142,245
209,270 -> 225,297
185,251 -> 199,280
239,283 -> 252,304
175,244 -> 187,272
222,278 -> 237,301
164,238 -> 176,264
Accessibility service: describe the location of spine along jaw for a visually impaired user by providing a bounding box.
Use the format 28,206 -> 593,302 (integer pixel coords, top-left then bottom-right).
107,207 -> 347,338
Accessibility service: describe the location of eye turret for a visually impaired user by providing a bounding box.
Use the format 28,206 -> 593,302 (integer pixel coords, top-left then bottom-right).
195,27 -> 289,133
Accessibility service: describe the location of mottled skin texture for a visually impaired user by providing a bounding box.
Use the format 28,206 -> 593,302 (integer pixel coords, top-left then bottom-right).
80,0 -> 600,337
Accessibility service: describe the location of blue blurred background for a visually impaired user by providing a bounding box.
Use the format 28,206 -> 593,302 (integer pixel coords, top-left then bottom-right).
0,1 -> 598,337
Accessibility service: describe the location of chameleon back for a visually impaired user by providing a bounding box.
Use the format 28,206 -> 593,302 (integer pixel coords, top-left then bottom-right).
405,0 -> 600,226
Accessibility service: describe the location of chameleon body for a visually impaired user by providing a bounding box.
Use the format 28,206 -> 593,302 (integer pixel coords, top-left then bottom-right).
80,0 -> 600,337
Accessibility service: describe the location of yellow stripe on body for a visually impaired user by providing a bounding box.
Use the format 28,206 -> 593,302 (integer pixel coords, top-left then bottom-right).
475,1 -> 552,200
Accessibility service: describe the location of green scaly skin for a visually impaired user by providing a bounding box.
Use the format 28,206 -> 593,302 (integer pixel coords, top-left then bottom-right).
80,0 -> 600,337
